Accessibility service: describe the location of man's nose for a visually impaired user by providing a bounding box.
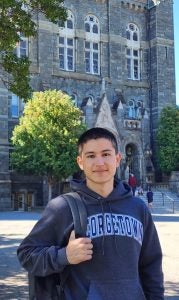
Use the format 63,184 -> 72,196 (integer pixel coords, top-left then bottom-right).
95,157 -> 105,165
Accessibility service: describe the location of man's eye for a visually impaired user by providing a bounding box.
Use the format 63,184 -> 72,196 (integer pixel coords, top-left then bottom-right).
87,155 -> 95,158
103,153 -> 110,157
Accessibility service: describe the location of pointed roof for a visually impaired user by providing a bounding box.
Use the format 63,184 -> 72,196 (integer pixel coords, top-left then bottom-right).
118,100 -> 123,110
95,93 -> 118,135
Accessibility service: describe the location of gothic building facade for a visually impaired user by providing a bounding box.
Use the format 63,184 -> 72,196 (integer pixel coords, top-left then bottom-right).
0,0 -> 176,210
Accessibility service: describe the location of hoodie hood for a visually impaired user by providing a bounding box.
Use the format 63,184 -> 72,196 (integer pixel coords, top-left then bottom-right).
70,178 -> 133,204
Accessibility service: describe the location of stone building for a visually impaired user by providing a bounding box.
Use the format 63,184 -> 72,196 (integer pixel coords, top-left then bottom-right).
0,0 -> 176,210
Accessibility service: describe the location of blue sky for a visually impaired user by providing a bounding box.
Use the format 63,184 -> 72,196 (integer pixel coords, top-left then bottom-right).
173,1 -> 179,104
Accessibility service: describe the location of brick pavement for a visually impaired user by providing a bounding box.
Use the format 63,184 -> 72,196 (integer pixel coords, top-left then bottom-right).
0,210 -> 179,300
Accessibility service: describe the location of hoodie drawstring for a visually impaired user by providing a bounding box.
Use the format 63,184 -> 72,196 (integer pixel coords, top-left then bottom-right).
107,201 -> 119,253
99,197 -> 105,255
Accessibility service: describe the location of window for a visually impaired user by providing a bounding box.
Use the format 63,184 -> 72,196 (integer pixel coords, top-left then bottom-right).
126,30 -> 130,40
10,94 -> 25,118
93,24 -> 98,34
128,99 -> 143,119
67,19 -> 73,29
58,11 -> 75,71
11,94 -> 19,118
126,23 -> 140,80
128,99 -> 135,118
16,34 -> 28,57
84,15 -> 100,75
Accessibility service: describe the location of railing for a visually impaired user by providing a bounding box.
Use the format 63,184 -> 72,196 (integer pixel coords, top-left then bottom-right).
161,192 -> 175,214
152,183 -> 169,190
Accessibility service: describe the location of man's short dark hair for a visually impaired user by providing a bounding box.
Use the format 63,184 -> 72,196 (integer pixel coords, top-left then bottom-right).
78,127 -> 118,154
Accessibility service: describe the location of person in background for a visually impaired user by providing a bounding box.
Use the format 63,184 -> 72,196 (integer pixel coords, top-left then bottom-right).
128,173 -> 137,196
147,187 -> 154,209
137,185 -> 144,196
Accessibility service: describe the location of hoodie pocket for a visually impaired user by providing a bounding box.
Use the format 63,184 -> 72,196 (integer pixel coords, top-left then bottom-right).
87,279 -> 146,300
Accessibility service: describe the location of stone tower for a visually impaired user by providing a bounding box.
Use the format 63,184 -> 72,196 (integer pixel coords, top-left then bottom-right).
147,0 -> 176,174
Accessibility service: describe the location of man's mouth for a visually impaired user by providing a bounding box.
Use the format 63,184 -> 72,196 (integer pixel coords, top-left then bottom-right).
93,170 -> 108,173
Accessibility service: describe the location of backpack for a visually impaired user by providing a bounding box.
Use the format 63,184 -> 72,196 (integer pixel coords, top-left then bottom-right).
29,192 -> 87,300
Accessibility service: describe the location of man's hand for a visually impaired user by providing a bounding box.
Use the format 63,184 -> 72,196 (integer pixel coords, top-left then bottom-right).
66,230 -> 93,264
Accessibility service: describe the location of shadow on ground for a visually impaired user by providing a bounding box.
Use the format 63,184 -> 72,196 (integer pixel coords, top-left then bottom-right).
164,281 -> 179,299
0,234 -> 29,299
153,215 -> 179,222
0,283 -> 28,300
0,211 -> 41,221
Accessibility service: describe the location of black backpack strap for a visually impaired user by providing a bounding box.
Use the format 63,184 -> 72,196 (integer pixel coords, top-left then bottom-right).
56,192 -> 87,298
62,192 -> 87,238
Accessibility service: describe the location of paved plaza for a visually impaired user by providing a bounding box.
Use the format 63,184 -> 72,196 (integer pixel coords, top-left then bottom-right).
0,210 -> 179,300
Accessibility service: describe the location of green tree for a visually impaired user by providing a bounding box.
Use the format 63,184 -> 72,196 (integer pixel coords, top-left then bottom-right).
0,0 -> 67,100
157,106 -> 179,172
11,90 -> 86,200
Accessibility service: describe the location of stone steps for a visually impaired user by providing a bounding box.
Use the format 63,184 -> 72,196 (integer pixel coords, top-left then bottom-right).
137,190 -> 179,214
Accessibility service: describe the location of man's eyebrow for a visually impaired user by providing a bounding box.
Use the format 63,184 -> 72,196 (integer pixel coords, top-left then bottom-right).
84,149 -> 112,155
101,149 -> 112,152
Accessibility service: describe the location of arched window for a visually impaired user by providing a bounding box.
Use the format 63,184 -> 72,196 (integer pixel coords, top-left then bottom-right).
85,15 -> 99,34
133,32 -> 138,41
126,30 -> 130,40
126,23 -> 140,80
128,99 -> 135,118
93,24 -> 98,34
136,100 -> 143,119
85,23 -> 90,32
128,99 -> 143,119
58,10 -> 75,71
84,15 -> 100,75
67,19 -> 73,29
16,33 -> 28,57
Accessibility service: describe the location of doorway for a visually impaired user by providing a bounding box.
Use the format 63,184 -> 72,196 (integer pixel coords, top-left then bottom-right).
17,193 -> 25,211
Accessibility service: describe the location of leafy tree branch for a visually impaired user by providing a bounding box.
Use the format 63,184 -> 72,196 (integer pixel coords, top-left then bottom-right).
0,0 -> 67,100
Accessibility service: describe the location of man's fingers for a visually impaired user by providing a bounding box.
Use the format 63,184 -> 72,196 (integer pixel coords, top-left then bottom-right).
69,230 -> 76,241
67,232 -> 93,264
69,231 -> 92,245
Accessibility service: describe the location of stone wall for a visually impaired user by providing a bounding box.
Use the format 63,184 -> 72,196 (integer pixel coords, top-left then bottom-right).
0,0 -> 176,209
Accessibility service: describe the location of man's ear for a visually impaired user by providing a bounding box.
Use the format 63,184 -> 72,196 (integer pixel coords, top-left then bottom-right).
77,156 -> 84,170
116,152 -> 122,167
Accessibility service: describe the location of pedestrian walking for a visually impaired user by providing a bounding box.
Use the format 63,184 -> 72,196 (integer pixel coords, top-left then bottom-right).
128,173 -> 137,196
147,187 -> 154,209
17,127 -> 164,300
137,185 -> 144,196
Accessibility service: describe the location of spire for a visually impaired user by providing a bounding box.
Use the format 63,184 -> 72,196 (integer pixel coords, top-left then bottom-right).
95,93 -> 118,135
117,100 -> 123,110
86,97 -> 93,107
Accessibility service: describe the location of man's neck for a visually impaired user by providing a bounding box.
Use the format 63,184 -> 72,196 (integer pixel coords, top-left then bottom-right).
86,181 -> 114,198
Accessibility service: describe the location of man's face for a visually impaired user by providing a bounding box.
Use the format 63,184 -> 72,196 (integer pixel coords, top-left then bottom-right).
77,138 -> 121,188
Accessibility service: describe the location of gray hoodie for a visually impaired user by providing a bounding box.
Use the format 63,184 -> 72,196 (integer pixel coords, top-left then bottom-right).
17,179 -> 164,300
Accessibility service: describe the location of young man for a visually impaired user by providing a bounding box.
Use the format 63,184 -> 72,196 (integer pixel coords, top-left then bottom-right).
17,127 -> 164,300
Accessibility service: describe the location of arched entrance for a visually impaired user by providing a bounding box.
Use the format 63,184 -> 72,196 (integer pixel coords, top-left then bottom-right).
124,143 -> 140,183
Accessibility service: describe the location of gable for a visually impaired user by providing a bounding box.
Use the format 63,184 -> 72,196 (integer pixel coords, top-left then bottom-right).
95,93 -> 118,136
